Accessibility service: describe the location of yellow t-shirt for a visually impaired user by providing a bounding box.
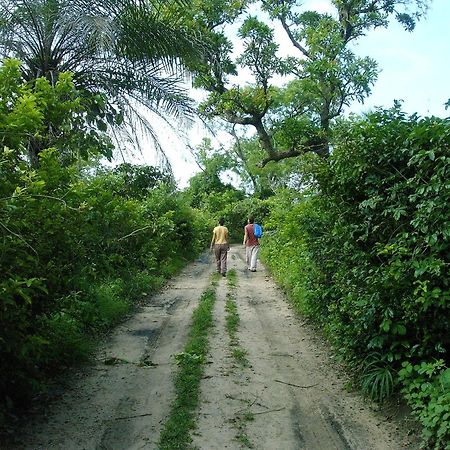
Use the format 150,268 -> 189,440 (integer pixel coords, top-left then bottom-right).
212,225 -> 229,245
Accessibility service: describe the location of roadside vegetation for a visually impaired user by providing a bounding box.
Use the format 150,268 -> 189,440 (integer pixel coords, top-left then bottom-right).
0,59 -> 212,425
260,109 -> 450,448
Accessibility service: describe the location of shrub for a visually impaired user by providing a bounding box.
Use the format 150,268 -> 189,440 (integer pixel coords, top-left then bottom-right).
261,106 -> 450,445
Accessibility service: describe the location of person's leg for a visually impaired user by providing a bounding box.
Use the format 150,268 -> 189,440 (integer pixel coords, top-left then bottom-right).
214,245 -> 221,273
245,246 -> 252,270
220,245 -> 227,275
250,245 -> 260,271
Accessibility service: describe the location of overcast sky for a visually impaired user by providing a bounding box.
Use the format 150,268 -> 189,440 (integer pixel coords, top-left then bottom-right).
142,0 -> 450,187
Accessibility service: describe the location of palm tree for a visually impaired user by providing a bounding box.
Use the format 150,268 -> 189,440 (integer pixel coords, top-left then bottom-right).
0,0 -> 204,165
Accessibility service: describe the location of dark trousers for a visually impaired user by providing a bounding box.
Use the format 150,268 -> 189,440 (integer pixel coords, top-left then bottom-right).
214,244 -> 228,274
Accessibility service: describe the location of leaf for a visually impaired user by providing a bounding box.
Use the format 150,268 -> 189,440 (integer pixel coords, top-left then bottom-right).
96,120 -> 108,132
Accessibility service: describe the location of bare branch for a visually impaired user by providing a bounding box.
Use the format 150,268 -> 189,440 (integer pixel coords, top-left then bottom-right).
280,17 -> 310,59
0,219 -> 38,255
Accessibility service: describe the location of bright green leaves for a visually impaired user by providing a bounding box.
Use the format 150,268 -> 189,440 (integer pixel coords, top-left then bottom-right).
0,152 -> 211,414
260,105 -> 449,446
0,60 -> 42,148
181,0 -> 251,29
201,85 -> 274,120
195,0 -> 431,165
238,16 -> 282,85
399,360 -> 450,448
0,59 -> 113,164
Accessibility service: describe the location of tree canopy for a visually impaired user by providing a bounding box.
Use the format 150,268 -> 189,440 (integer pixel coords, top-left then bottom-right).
186,0 -> 430,165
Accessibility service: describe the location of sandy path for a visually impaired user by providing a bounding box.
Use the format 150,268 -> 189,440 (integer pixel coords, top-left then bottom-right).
193,246 -> 411,450
13,254 -> 213,450
9,246 -> 415,449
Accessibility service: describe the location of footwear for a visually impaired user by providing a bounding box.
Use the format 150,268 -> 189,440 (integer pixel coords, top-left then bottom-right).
222,273 -> 226,277
250,269 -> 256,272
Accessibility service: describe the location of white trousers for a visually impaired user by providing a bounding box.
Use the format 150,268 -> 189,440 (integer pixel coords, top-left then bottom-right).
245,245 -> 260,271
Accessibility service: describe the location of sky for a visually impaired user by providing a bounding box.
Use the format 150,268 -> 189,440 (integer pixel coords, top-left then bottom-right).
136,0 -> 450,188
349,0 -> 450,118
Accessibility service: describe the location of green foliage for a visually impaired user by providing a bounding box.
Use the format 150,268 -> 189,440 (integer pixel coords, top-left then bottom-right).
158,286 -> 216,449
0,76 -> 210,423
399,360 -> 450,449
0,0 -> 206,159
262,106 -> 449,445
360,353 -> 395,403
192,0 -> 429,166
0,58 -> 113,164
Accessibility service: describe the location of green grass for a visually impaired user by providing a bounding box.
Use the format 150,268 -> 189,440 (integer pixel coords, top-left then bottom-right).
157,284 -> 216,450
232,348 -> 250,366
225,294 -> 239,341
225,270 -> 250,367
224,270 -> 254,447
226,269 -> 238,287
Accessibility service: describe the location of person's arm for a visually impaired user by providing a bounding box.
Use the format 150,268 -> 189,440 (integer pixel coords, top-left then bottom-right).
243,226 -> 247,245
226,228 -> 230,250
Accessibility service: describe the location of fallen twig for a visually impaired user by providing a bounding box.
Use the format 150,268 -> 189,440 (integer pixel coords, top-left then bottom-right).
274,379 -> 318,389
234,396 -> 259,415
253,407 -> 286,415
114,413 -> 153,421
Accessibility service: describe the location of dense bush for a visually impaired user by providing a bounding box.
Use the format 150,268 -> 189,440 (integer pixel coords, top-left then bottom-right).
0,149 -> 209,416
184,170 -> 270,240
0,61 -> 210,423
262,107 -> 450,447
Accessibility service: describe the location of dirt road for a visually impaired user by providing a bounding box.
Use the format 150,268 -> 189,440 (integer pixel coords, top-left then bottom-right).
12,246 -> 414,449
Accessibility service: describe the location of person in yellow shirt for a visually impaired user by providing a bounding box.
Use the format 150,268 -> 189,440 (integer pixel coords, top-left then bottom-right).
210,217 -> 230,277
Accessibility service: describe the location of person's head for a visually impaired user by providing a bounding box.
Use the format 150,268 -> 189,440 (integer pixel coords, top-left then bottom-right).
219,217 -> 225,226
248,216 -> 254,224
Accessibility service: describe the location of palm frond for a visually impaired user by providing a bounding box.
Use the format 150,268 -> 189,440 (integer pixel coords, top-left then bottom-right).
0,0 -> 205,165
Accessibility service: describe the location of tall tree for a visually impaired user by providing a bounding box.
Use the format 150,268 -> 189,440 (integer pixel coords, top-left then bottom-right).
0,0 -> 206,165
191,0 -> 429,166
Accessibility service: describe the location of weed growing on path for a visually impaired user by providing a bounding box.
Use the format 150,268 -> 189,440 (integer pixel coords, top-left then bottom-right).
225,270 -> 250,367
157,282 -> 216,450
225,269 -> 253,448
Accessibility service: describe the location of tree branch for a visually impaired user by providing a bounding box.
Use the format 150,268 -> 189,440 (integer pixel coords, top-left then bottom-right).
117,225 -> 155,241
261,149 -> 303,166
254,117 -> 276,157
280,17 -> 310,59
260,141 -> 329,167
0,219 -> 38,255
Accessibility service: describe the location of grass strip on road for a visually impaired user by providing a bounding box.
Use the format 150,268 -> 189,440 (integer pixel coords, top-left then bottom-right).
225,269 -> 250,367
157,277 -> 218,450
225,269 -> 253,448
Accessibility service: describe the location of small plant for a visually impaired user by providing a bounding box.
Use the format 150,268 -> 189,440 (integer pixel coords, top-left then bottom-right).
174,351 -> 205,366
232,348 -> 250,367
360,353 -> 395,403
398,360 -> 450,449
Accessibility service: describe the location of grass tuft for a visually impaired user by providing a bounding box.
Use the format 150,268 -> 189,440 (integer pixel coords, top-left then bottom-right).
157,285 -> 216,450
